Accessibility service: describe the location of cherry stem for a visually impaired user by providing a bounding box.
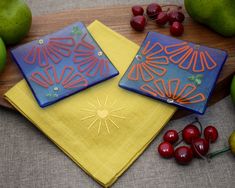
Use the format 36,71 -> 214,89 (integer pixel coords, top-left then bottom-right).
207,146 -> 231,159
192,117 -> 203,136
192,140 -> 210,162
174,130 -> 182,147
174,138 -> 183,147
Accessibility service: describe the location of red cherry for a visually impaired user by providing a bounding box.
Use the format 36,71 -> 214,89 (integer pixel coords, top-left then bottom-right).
182,124 -> 200,144
170,21 -> 184,36
130,15 -> 146,31
174,146 -> 193,165
168,11 -> 185,24
132,5 -> 144,16
191,138 -> 209,158
163,130 -> 179,144
158,141 -> 174,158
146,3 -> 162,19
204,126 -> 218,143
156,11 -> 169,26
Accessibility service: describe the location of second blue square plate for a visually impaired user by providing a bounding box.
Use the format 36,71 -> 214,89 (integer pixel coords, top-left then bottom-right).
119,32 -> 227,114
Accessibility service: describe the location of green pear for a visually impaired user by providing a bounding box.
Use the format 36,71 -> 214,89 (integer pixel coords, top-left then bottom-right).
0,0 -> 32,45
0,38 -> 6,72
184,0 -> 235,37
229,131 -> 235,155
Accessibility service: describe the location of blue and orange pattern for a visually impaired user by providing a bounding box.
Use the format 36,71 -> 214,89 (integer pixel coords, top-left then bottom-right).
11,22 -> 119,107
119,32 -> 227,114
127,40 -> 168,82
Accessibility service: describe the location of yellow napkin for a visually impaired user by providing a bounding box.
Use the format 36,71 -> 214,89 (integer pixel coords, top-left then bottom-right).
4,20 -> 176,187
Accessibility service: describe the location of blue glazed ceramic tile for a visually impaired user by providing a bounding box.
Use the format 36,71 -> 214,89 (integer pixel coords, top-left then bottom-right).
10,22 -> 119,107
119,31 -> 227,114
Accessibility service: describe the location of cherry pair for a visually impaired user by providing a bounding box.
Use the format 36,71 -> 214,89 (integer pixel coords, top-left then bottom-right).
130,3 -> 185,36
158,118 -> 218,165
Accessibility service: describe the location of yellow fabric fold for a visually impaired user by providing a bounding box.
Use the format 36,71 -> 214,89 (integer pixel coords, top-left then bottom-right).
4,20 -> 176,187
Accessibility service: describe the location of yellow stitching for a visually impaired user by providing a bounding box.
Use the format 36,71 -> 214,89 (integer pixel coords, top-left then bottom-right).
80,96 -> 125,134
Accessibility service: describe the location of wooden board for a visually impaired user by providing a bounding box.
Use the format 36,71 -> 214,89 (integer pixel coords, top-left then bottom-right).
0,5 -> 234,119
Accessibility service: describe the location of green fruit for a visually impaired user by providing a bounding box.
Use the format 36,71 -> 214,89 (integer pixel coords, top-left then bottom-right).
0,38 -> 7,72
184,0 -> 235,37
231,76 -> 235,104
0,0 -> 32,45
229,131 -> 235,155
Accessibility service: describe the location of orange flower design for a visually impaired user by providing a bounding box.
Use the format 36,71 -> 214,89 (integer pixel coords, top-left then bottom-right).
24,37 -> 75,67
30,65 -> 88,89
140,78 -> 206,104
128,40 -> 168,82
164,42 -> 217,73
73,33 -> 110,77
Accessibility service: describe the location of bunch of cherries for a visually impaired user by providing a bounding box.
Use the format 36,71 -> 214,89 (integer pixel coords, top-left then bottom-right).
158,118 -> 219,165
130,3 -> 185,36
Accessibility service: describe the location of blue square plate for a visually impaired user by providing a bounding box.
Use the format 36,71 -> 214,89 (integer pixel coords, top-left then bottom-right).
119,32 -> 227,114
11,22 -> 119,107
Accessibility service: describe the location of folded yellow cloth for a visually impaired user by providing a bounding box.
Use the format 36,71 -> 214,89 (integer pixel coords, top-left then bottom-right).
4,20 -> 176,187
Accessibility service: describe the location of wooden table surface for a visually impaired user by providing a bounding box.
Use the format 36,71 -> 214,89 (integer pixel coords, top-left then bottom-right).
0,5 -> 234,119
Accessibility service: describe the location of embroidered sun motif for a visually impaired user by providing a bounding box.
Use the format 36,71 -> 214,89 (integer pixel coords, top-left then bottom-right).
80,96 -> 125,134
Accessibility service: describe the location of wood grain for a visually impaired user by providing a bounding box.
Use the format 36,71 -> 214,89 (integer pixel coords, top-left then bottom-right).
0,5 -> 234,119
